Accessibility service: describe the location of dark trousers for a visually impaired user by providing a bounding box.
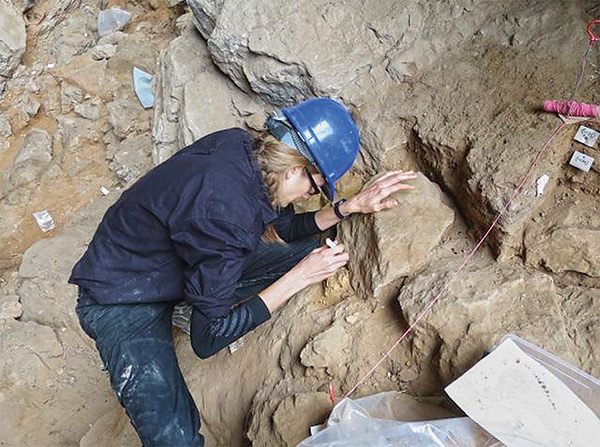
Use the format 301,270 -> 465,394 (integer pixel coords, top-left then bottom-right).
76,237 -> 318,446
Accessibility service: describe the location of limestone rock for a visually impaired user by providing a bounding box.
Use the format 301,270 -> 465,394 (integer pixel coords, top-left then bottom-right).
0,0 -> 26,93
397,255 -> 578,384
340,173 -> 454,301
524,192 -> 600,282
0,294 -> 22,320
188,0 -> 405,104
558,287 -> 600,378
17,91 -> 41,121
271,393 -> 331,447
57,115 -> 103,153
14,128 -> 53,164
187,0 -> 224,40
37,72 -> 62,117
7,128 -> 53,188
11,0 -> 34,13
153,25 -> 263,163
60,82 -> 84,113
56,59 -> 118,102
300,324 -> 349,370
91,43 -> 118,60
109,134 -> 152,184
106,33 -> 159,76
74,97 -> 103,121
0,113 -> 12,137
41,8 -> 97,66
107,95 -> 151,138
0,320 -> 64,388
527,227 -> 600,277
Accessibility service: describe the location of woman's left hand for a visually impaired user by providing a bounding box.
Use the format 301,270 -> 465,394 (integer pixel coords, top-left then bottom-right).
343,171 -> 418,215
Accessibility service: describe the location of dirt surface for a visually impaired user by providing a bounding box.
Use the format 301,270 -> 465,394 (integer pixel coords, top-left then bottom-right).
0,0 -> 181,278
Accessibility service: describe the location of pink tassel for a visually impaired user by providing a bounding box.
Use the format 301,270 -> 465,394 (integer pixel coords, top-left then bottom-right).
543,100 -> 598,117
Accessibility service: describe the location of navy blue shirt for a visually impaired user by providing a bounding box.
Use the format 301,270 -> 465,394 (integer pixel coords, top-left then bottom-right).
69,128 -> 319,326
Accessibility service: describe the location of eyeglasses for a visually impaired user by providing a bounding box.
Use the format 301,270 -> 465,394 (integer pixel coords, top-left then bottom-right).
305,167 -> 320,196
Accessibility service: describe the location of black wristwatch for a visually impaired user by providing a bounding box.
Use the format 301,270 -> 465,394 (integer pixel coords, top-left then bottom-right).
333,199 -> 351,220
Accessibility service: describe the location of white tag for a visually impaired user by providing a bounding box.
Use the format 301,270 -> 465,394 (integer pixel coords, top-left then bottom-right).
228,337 -> 244,354
574,125 -> 599,148
569,151 -> 595,172
536,174 -> 549,197
32,210 -> 55,232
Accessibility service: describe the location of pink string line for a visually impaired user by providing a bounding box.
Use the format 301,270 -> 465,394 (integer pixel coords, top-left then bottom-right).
344,36 -> 598,400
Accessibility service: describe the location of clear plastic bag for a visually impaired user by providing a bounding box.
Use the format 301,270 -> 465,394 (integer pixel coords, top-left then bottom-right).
97,8 -> 131,37
297,391 -> 503,447
133,67 -> 155,109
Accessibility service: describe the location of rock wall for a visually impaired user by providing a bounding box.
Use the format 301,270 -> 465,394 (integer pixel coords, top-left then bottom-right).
0,0 -> 26,95
0,0 -> 599,446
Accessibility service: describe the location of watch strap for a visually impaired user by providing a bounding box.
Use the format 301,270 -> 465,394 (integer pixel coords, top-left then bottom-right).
333,199 -> 350,220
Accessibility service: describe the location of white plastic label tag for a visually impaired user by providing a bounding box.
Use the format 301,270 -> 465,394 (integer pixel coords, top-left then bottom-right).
574,125 -> 599,148
228,337 -> 244,354
569,151 -> 595,172
32,210 -> 55,232
536,174 -> 549,197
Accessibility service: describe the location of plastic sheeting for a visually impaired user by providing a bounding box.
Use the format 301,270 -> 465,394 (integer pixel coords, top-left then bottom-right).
97,8 -> 131,37
298,391 -> 503,447
133,67 -> 155,109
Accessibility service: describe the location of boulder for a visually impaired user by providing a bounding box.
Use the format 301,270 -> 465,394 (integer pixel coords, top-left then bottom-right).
8,128 -> 53,188
397,254 -> 581,385
524,181 -> 600,283
339,172 -> 455,301
153,23 -> 263,163
39,8 -> 97,66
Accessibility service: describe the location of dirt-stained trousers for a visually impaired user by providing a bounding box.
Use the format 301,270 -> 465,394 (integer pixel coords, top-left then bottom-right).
75,236 -> 319,446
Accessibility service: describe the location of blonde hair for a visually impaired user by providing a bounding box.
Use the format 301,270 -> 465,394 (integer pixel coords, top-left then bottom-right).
254,132 -> 318,243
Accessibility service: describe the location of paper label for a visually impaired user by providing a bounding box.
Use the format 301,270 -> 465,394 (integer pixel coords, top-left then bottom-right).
33,210 -> 55,232
228,337 -> 244,354
569,151 -> 595,172
574,125 -> 599,148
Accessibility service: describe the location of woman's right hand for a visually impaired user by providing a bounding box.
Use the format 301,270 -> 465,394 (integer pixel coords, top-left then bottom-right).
292,243 -> 350,288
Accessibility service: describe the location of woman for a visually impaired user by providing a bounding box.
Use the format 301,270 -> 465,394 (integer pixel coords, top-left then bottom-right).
70,98 -> 416,446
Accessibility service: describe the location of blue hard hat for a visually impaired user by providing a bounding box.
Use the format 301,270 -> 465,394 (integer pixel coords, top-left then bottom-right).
266,98 -> 360,201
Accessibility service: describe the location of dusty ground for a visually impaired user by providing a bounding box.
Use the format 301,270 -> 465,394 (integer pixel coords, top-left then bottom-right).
0,0 -> 182,278
1,0 -> 599,446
